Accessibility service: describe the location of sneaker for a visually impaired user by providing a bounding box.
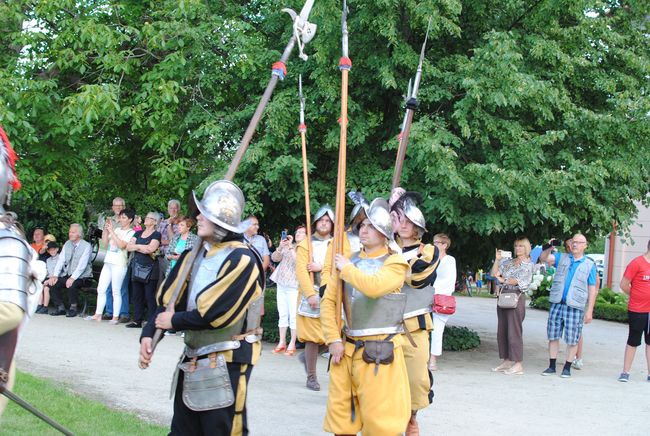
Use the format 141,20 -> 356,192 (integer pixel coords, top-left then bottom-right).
102,314 -> 112,321
50,308 -> 66,316
541,367 -> 556,376
66,309 -> 78,318
118,316 -> 131,324
560,368 -> 571,378
618,372 -> 630,382
164,330 -> 177,336
572,358 -> 583,370
306,375 -> 320,391
36,306 -> 49,314
125,321 -> 142,328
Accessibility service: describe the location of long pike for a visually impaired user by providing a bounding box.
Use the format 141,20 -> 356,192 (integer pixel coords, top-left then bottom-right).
298,75 -> 315,283
332,0 -> 351,332
149,0 -> 318,355
391,18 -> 431,190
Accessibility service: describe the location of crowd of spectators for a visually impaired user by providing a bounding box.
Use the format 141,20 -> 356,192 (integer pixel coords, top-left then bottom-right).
29,196 -> 650,383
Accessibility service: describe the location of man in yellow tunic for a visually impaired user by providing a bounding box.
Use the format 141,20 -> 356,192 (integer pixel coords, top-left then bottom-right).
392,192 -> 440,435
295,204 -> 333,391
139,180 -> 264,436
321,198 -> 411,435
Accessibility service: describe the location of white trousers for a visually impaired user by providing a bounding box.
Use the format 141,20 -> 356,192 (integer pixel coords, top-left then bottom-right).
430,313 -> 451,356
276,284 -> 298,330
95,263 -> 128,317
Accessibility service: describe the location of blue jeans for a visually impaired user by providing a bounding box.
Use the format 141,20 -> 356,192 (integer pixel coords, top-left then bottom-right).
105,273 -> 130,317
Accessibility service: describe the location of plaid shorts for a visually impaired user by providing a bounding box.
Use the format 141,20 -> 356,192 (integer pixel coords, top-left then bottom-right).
547,303 -> 584,345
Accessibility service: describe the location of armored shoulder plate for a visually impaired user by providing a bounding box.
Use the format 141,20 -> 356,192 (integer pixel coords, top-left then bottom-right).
0,226 -> 32,311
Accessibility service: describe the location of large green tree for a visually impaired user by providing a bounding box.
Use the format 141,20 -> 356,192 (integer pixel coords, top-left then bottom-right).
1,0 -> 648,268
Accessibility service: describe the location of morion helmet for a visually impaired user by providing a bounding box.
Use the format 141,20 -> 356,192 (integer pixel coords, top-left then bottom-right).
312,204 -> 335,226
365,198 -> 393,240
192,180 -> 249,233
391,191 -> 426,239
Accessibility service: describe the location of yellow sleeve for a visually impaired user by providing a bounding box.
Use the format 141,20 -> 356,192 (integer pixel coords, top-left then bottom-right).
295,239 -> 316,298
339,253 -> 408,298
320,235 -> 351,293
320,280 -> 342,344
0,302 -> 24,336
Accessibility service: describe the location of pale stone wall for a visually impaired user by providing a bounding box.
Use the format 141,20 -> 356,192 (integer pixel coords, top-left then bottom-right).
604,200 -> 650,291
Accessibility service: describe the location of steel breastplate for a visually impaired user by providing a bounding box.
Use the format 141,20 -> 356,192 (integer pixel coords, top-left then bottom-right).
342,253 -> 406,337
0,227 -> 32,312
184,244 -> 252,357
297,237 -> 329,318
187,245 -> 234,311
401,283 -> 435,319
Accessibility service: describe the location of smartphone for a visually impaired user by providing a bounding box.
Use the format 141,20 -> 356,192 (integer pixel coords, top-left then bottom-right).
551,239 -> 562,247
501,250 -> 512,259
281,230 -> 288,241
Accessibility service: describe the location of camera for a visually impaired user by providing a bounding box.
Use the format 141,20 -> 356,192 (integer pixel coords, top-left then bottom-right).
551,239 -> 562,247
501,250 -> 512,259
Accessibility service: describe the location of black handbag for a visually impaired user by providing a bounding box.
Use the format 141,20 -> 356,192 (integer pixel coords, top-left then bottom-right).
131,260 -> 153,283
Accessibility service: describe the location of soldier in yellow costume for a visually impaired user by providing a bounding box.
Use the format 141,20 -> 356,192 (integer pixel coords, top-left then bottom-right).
139,180 -> 265,436
391,192 -> 440,435
321,198 -> 411,436
295,204 -> 334,391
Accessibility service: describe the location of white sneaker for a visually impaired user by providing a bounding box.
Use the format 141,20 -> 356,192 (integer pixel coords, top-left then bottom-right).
572,358 -> 583,370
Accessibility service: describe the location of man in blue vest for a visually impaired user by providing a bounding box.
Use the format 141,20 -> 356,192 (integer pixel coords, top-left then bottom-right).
539,233 -> 598,378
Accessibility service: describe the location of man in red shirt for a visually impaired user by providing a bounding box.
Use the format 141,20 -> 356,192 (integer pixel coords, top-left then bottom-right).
618,239 -> 650,382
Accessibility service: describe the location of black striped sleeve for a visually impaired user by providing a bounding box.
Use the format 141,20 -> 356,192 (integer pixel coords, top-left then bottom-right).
171,247 -> 263,331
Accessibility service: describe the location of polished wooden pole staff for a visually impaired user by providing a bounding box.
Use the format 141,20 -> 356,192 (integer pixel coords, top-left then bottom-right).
332,0 -> 351,332
298,75 -> 315,283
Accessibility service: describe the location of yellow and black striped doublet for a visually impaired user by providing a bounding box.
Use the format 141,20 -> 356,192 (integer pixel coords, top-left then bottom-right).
404,243 -> 440,289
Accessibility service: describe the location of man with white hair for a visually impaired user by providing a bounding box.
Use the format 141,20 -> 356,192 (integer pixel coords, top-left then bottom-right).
47,223 -> 93,317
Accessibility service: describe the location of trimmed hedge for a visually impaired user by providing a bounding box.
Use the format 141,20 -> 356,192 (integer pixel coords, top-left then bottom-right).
262,288 -> 481,351
530,296 -> 628,323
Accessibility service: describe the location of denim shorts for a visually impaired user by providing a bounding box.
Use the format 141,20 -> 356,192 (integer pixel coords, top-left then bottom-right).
547,303 -> 584,345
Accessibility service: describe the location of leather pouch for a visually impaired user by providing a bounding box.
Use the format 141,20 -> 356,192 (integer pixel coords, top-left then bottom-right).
361,340 -> 395,375
179,353 -> 234,411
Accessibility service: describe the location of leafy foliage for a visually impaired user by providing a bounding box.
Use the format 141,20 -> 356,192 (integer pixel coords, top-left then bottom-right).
442,325 -> 481,351
1,1 -> 648,268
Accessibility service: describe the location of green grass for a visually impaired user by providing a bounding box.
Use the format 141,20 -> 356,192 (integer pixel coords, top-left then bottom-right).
1,371 -> 166,435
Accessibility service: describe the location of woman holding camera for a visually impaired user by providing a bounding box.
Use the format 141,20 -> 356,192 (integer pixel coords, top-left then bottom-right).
490,238 -> 534,375
269,226 -> 306,356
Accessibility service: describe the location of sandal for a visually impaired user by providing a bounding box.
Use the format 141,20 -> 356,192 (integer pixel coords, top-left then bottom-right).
272,345 -> 287,354
284,348 -> 296,356
491,363 -> 512,372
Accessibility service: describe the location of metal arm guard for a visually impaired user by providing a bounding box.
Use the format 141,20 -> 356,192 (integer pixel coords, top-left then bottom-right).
0,225 -> 32,312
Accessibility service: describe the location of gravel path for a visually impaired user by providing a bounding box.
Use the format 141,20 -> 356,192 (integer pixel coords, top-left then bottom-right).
13,296 -> 649,435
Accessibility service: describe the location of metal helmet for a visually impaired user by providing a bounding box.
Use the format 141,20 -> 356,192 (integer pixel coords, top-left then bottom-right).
365,198 -> 393,240
402,196 -> 426,238
0,126 -> 20,212
312,204 -> 335,226
348,202 -> 368,233
192,180 -> 248,233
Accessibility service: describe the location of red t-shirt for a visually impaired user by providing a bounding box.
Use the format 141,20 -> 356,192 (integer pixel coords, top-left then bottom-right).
623,255 -> 650,313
